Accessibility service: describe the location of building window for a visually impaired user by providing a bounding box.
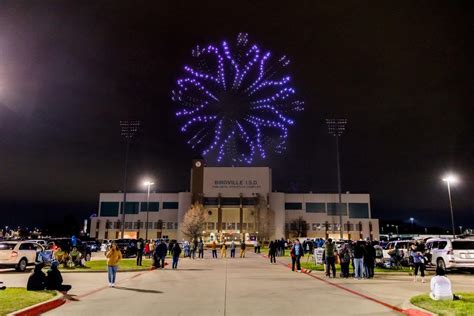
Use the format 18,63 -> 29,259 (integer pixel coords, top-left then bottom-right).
114,221 -> 122,229
105,221 -> 113,229
206,222 -> 214,230
242,223 -> 247,230
242,198 -> 257,206
221,222 -> 226,230
154,221 -> 163,229
227,223 -> 235,230
203,197 -> 218,206
285,202 -> 302,210
327,203 -> 348,216
306,203 -> 326,213
96,220 -> 100,229
174,222 -> 178,229
124,202 -> 139,214
162,202 -> 179,209
100,202 -> 119,217
140,202 -> 159,212
311,223 -> 318,231
221,197 -> 240,206
349,203 -> 369,218
344,223 -> 355,231
145,222 -> 153,229
124,222 -> 133,229
167,222 -> 174,230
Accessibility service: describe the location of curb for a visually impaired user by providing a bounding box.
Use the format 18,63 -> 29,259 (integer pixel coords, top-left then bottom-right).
8,292 -> 65,316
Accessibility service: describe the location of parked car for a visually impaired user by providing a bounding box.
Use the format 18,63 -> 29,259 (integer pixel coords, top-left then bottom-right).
29,240 -> 47,247
0,241 -> 43,271
425,238 -> 474,271
382,240 -> 412,261
47,238 -> 92,261
113,239 -> 137,258
100,239 -> 111,252
85,240 -> 100,252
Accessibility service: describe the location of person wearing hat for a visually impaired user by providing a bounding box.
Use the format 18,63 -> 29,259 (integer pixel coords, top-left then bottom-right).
46,260 -> 72,292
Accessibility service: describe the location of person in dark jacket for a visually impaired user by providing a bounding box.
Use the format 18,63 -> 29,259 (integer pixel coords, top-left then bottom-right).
290,239 -> 304,272
353,241 -> 366,279
172,243 -> 182,269
136,239 -> 144,266
268,241 -> 277,264
27,263 -> 47,291
364,241 -> 376,278
324,238 -> 337,278
154,240 -> 167,269
46,260 -> 71,292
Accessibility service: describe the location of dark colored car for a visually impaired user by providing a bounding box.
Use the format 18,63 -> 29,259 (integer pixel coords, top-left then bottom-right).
113,239 -> 137,258
85,240 -> 100,252
47,238 -> 92,261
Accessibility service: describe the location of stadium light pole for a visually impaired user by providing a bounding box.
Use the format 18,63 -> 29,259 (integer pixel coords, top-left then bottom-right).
144,181 -> 154,241
442,174 -> 458,239
120,120 -> 140,239
409,217 -> 414,235
326,118 -> 347,240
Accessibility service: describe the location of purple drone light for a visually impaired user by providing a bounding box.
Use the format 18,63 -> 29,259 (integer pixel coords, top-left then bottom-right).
172,33 -> 304,164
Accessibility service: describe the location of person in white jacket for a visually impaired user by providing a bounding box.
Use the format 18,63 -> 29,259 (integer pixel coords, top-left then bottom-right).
430,267 -> 460,301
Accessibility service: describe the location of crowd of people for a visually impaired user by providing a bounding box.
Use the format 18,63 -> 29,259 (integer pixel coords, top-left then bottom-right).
24,237 -> 462,302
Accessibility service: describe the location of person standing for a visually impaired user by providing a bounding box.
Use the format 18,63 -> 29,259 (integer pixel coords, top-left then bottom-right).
198,239 -> 204,259
412,245 -> 426,283
230,241 -> 236,258
172,243 -> 182,269
240,241 -> 246,258
339,243 -> 351,278
106,242 -> 122,287
324,238 -> 336,278
353,240 -> 365,279
364,241 -> 376,279
136,239 -> 143,266
154,240 -> 167,269
211,241 -> 218,258
269,241 -> 277,264
189,240 -> 196,259
290,239 -> 304,272
221,243 -> 227,258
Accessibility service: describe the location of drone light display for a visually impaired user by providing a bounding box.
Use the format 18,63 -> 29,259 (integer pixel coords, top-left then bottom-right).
172,33 -> 304,164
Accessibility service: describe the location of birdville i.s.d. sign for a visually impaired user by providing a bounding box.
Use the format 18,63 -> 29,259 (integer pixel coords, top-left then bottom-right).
202,167 -> 272,197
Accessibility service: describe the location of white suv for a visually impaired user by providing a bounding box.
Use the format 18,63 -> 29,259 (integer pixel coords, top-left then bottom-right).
0,241 -> 43,271
425,238 -> 474,271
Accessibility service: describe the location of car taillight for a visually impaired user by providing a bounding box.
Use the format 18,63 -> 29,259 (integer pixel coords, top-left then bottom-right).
11,251 -> 18,258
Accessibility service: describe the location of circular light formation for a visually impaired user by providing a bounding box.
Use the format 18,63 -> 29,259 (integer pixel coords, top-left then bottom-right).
172,33 -> 304,164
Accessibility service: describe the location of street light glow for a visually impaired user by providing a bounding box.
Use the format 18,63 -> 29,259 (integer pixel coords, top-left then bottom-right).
143,181 -> 155,186
442,174 -> 458,183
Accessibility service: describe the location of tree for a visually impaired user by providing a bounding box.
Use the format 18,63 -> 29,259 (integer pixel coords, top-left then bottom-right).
182,202 -> 208,240
289,216 -> 308,238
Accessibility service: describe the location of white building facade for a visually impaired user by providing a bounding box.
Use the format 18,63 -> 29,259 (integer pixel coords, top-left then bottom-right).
90,160 -> 379,241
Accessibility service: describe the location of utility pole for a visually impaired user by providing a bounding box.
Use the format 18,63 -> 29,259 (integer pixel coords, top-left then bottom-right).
326,118 -> 347,239
120,120 -> 140,238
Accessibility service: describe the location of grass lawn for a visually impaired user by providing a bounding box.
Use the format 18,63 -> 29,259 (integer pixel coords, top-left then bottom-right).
300,262 -> 412,273
59,258 -> 152,272
411,293 -> 474,316
0,287 -> 56,316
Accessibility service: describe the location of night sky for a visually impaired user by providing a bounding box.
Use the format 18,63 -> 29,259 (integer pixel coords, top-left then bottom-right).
0,1 -> 472,229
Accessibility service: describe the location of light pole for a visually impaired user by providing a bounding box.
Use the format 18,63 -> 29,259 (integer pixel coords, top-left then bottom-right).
120,120 -> 140,238
409,217 -> 414,235
326,118 -> 347,239
144,181 -> 154,241
442,174 -> 457,239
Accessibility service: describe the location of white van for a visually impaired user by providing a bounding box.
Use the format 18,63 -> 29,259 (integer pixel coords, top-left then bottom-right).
425,238 -> 474,271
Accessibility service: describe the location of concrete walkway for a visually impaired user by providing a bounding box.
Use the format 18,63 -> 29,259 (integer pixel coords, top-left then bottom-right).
3,252 -> 473,315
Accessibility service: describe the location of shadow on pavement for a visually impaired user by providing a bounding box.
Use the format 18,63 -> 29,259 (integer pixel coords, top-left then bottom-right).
114,286 -> 163,294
